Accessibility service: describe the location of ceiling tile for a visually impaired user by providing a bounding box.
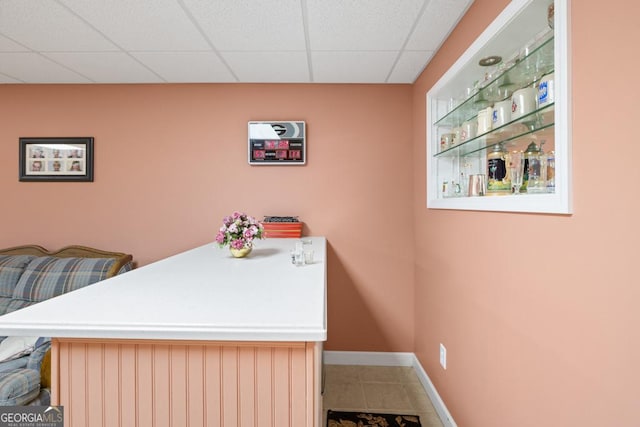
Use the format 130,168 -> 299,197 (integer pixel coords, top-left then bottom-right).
0,34 -> 28,52
0,0 -> 118,52
0,53 -> 90,83
182,0 -> 306,51
133,52 -> 236,83
387,50 -> 433,83
0,0 -> 474,84
406,0 -> 473,51
58,0 -> 210,51
44,52 -> 164,83
312,51 -> 397,83
306,0 -> 423,50
222,51 -> 309,83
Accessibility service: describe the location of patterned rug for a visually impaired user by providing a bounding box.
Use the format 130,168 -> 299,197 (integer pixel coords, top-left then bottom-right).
326,410 -> 421,427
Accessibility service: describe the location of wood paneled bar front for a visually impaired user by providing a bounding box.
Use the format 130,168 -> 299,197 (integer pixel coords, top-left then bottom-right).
0,238 -> 327,427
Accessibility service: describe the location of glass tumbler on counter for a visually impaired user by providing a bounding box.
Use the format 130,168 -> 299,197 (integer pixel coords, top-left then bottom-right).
291,239 -> 314,266
304,249 -> 314,264
291,241 -> 304,266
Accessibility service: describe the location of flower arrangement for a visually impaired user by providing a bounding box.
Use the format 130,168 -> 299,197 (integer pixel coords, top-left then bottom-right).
215,211 -> 264,250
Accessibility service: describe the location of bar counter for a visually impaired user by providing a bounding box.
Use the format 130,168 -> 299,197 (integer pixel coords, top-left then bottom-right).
0,237 -> 327,427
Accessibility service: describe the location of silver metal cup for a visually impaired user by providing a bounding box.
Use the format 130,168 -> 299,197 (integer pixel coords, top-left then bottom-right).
468,174 -> 486,196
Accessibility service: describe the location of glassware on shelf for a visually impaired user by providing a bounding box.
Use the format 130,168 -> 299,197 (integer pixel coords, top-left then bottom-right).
524,141 -> 547,193
522,141 -> 537,191
546,150 -> 555,193
506,150 -> 525,195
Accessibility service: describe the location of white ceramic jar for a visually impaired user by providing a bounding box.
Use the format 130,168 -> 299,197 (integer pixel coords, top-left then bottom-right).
538,72 -> 555,106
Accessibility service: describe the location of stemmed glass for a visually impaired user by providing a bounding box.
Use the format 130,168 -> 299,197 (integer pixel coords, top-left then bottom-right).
508,151 -> 525,194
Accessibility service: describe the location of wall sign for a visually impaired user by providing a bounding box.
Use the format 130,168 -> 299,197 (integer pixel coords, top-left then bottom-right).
248,121 -> 306,165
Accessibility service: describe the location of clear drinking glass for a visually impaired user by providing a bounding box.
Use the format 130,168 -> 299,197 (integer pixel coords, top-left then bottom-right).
508,151 -> 525,194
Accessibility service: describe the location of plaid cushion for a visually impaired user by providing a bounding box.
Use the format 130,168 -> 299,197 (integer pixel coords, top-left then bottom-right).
0,256 -> 36,315
118,262 -> 133,275
26,387 -> 50,406
0,368 -> 40,406
8,256 -> 117,313
0,356 -> 27,373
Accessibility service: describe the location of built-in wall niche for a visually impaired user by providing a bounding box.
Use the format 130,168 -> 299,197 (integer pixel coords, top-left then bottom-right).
426,0 -> 571,214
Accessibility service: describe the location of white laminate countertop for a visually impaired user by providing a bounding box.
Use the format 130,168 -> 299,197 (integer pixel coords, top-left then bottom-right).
0,237 -> 327,342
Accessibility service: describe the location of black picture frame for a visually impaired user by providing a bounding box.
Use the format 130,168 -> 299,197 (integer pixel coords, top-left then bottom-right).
19,137 -> 94,182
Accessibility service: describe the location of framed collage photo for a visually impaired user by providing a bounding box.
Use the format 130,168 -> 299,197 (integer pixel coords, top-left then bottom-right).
19,137 -> 94,182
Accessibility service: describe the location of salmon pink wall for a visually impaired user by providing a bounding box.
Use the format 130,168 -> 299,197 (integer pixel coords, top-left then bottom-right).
412,0 -> 640,426
0,83 -> 414,352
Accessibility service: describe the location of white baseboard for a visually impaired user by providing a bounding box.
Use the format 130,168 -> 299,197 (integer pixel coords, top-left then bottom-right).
323,350 -> 415,366
409,355 -> 457,427
323,351 -> 457,427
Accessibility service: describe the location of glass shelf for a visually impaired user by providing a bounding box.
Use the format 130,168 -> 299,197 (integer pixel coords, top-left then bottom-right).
434,34 -> 554,129
435,103 -> 554,158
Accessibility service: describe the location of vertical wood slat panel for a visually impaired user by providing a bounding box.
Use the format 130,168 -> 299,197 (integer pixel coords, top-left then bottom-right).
290,346 -> 308,426
85,343 -> 104,427
238,347 -> 256,427
170,346 -> 187,427
255,347 -> 273,427
308,342 -> 320,427
203,346 -> 222,427
68,343 -> 87,427
186,346 -> 205,427
119,344 -> 137,426
221,346 -> 238,427
153,345 -> 170,427
137,344 -> 154,427
51,340 -> 62,406
102,344 -> 120,427
55,340 -> 316,427
273,347 -> 291,427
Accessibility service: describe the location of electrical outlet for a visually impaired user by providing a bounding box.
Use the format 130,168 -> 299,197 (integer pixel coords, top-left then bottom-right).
439,343 -> 447,369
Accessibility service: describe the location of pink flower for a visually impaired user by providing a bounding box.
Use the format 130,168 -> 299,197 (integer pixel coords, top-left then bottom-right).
231,239 -> 245,249
216,212 -> 264,249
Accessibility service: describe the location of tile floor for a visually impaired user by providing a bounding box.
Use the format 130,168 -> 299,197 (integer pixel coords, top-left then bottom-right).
322,365 -> 444,427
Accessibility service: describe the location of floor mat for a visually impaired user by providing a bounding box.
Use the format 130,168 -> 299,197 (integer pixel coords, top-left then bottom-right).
326,410 -> 421,426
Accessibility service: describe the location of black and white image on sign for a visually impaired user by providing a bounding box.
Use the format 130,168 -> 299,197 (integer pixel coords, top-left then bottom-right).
248,121 -> 306,165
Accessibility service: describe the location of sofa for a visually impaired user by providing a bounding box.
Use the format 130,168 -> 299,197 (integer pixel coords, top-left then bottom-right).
0,245 -> 133,406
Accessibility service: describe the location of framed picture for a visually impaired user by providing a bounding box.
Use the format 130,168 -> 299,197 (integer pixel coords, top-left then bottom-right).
19,137 -> 94,182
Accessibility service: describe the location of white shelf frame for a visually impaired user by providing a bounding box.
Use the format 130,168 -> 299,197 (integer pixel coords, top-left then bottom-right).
426,0 -> 572,214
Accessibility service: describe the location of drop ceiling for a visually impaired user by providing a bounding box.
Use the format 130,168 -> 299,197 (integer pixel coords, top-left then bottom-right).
0,0 -> 473,84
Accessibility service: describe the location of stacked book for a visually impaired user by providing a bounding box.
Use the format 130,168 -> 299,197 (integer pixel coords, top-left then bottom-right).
262,216 -> 303,238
